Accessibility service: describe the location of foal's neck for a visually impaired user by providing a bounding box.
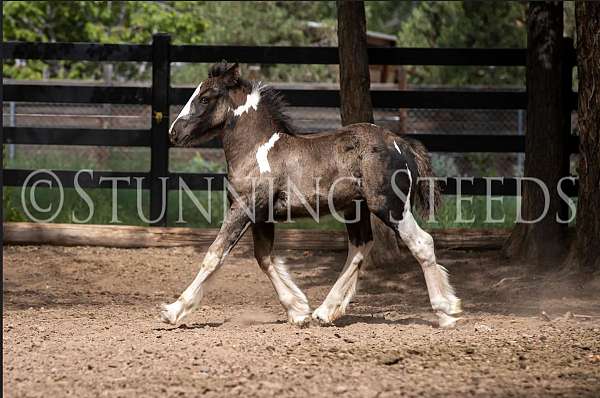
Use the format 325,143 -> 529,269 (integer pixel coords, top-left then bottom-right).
222,84 -> 282,167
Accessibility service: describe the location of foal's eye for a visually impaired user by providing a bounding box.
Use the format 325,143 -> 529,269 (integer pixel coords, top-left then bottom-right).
199,97 -> 209,104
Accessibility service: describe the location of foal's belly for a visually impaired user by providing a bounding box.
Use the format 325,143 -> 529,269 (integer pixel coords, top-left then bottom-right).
271,175 -> 363,221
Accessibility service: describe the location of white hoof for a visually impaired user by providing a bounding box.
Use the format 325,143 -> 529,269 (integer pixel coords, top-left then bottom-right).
289,312 -> 311,327
160,301 -> 189,325
437,312 -> 460,329
432,296 -> 463,316
448,297 -> 462,315
312,305 -> 337,325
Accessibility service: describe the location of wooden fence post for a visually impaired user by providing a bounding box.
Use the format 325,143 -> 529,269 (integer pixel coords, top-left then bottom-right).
504,2 -> 568,264
150,33 -> 170,226
560,37 -> 575,223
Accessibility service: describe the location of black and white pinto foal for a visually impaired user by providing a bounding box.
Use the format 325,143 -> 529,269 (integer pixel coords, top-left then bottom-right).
162,62 -> 462,328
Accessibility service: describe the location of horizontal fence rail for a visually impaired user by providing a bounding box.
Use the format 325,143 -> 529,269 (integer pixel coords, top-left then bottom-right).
5,41 -> 575,66
3,84 -> 578,109
171,87 -> 553,110
5,42 -> 533,65
4,83 -> 152,104
2,128 -> 581,154
3,41 -> 153,62
170,45 -> 535,66
3,127 -> 151,147
2,36 -> 579,226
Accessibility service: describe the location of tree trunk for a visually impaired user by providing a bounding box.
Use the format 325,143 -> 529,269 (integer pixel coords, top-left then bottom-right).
336,1 -> 408,270
504,1 -> 568,266
574,2 -> 600,272
336,0 -> 373,125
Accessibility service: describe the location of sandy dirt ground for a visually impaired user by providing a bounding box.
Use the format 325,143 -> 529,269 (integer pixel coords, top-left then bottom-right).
3,243 -> 600,397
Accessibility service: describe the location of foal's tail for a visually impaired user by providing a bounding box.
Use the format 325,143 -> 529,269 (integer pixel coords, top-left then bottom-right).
405,138 -> 441,217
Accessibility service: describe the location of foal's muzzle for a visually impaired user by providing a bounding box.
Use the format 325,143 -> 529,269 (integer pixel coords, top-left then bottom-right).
168,119 -> 183,145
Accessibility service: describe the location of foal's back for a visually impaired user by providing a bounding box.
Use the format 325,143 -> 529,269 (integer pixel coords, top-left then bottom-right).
284,122 -> 418,187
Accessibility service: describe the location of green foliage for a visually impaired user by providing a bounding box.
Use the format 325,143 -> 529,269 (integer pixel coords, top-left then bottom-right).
180,152 -> 226,174
3,1 -> 209,44
3,1 -> 340,82
195,1 -> 334,46
169,1 -> 338,84
365,1 -> 416,35
3,1 -> 531,86
421,196 -> 517,229
397,2 -> 527,87
5,146 -> 150,172
3,1 -> 209,80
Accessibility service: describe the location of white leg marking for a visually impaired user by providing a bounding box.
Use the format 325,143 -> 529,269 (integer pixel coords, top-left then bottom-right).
160,251 -> 221,325
313,241 -> 373,324
256,133 -> 280,174
233,83 -> 262,116
261,257 -> 310,325
437,311 -> 459,329
169,82 -> 203,134
396,164 -> 461,327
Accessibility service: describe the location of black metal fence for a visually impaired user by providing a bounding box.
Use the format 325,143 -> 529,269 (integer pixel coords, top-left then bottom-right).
2,34 -> 578,226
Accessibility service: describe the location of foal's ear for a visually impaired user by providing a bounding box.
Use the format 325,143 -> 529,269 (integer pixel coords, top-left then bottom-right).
222,63 -> 240,87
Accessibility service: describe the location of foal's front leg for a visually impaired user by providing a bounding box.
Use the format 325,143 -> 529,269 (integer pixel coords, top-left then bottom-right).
252,223 -> 311,326
160,205 -> 251,324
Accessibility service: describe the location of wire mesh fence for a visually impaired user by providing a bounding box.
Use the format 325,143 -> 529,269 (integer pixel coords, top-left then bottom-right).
3,99 -> 537,178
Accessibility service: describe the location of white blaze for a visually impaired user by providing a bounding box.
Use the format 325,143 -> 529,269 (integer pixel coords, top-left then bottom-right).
256,133 -> 280,173
169,82 -> 203,133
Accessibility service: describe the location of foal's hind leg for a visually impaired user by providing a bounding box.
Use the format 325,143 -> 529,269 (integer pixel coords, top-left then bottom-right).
252,223 -> 311,326
393,210 -> 462,327
312,204 -> 373,324
366,190 -> 461,326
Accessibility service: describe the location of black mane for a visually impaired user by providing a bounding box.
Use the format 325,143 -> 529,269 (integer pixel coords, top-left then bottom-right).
253,83 -> 297,136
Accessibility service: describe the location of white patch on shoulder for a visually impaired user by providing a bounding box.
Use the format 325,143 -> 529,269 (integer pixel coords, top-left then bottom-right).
169,82 -> 203,133
234,84 -> 262,116
256,133 -> 280,173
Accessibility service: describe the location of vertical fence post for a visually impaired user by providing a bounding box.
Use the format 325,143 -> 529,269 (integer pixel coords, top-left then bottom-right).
561,37 -> 575,139
150,33 -> 171,227
559,36 -> 575,221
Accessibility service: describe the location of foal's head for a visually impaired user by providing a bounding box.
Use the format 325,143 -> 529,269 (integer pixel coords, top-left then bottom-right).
169,62 -> 246,147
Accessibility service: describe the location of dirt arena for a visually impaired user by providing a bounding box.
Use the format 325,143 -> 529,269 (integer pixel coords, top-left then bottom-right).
3,243 -> 600,397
